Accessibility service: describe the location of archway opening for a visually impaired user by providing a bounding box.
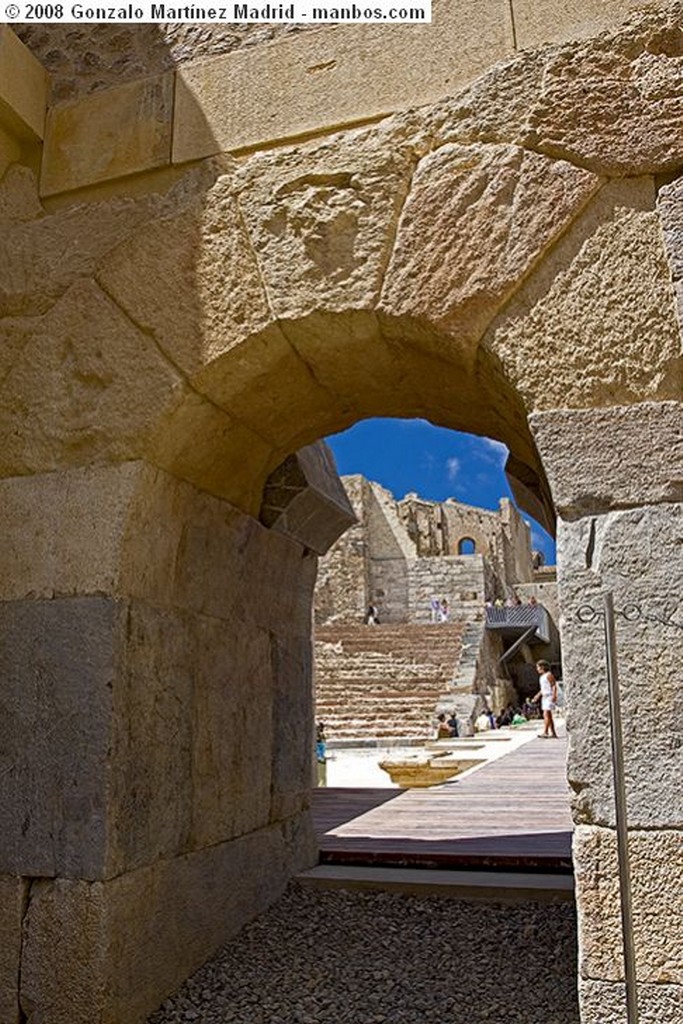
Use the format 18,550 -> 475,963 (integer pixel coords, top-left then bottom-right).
309,416 -> 562,796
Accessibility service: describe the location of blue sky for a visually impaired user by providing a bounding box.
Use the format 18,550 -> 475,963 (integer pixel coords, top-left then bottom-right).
325,417 -> 556,563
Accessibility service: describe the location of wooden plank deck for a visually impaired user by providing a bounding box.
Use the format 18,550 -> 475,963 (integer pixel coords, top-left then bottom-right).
311,734 -> 574,872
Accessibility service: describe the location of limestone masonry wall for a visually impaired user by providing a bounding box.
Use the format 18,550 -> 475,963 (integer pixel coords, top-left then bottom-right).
315,476 -> 536,626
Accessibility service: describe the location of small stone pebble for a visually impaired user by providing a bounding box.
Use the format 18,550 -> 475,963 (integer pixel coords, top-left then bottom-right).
148,883 -> 579,1024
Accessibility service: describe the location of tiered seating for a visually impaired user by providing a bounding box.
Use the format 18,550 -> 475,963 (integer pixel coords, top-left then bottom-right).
314,623 -> 465,740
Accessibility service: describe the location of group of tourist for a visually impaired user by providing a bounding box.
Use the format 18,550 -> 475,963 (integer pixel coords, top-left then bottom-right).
435,710 -> 459,738
430,597 -> 450,622
437,662 -> 560,739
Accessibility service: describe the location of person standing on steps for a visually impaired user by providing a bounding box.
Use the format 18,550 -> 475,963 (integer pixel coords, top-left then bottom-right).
533,660 -> 558,738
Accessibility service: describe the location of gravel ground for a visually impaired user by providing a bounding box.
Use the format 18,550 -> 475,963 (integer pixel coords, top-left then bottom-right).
148,883 -> 580,1024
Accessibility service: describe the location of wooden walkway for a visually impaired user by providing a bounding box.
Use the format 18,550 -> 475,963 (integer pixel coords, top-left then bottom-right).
311,734 -> 573,872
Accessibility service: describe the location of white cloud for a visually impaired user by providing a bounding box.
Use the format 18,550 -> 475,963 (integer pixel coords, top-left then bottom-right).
445,456 -> 460,481
477,437 -> 509,467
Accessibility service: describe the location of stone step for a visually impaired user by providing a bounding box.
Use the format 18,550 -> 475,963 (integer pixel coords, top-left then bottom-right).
295,865 -> 575,903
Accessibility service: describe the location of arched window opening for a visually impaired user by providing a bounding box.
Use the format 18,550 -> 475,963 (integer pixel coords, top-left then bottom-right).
458,537 -> 476,555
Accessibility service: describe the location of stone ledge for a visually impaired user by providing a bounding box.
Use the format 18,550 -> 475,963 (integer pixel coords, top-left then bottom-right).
173,2 -> 515,164
530,402 -> 683,518
0,27 -> 48,142
40,73 -> 174,196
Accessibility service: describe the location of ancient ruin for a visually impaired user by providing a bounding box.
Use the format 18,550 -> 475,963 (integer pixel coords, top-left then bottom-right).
0,3 -> 681,1022
314,474 -> 560,737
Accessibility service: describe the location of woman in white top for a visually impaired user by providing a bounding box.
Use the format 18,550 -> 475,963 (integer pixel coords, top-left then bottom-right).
533,660 -> 558,738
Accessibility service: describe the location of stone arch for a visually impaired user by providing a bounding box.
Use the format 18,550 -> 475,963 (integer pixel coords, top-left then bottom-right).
1,6 -> 682,1023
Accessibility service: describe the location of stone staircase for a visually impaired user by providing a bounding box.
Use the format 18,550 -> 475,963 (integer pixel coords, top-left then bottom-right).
314,623 -> 465,740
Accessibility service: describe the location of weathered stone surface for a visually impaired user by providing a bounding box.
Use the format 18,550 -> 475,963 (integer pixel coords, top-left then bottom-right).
97,170 -> 273,379
578,978 -> 683,1024
0,280 -> 181,477
16,23 -> 312,101
120,464 -> 254,617
520,10 -> 683,175
144,387 -> 275,514
659,174 -> 683,281
574,826 -> 683,984
0,875 -> 27,1024
658,172 -> 683,348
557,503 -> 683,829
0,27 -> 48,140
261,442 -> 356,556
172,1 -> 514,162
190,320 -> 345,450
41,74 -> 174,195
512,0 -> 651,50
270,635 -> 313,822
485,177 -> 681,411
0,597 -> 116,878
108,604 -> 274,872
233,129 -> 416,318
0,164 -> 43,224
530,402 -> 683,517
0,185 -> 162,318
0,464 -> 143,601
0,126 -> 21,180
239,519 -> 319,639
380,142 -> 601,346
20,819 -> 316,1024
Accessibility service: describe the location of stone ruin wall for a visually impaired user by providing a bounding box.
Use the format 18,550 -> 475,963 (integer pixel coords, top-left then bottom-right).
315,476 -> 539,626
313,475 -> 368,624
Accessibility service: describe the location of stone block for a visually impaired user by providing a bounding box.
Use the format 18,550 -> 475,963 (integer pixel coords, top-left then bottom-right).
0,464 -> 144,601
187,616 -> 274,850
0,280 -> 181,478
380,142 -> 600,346
578,978 -> 683,1024
107,601 -> 276,872
485,177 -> 681,411
107,601 -> 195,876
191,321 -> 347,453
0,180 -> 165,319
41,74 -> 174,196
658,173 -> 683,282
233,128 -> 416,320
260,443 -> 356,556
96,169 -> 273,379
0,165 -> 42,226
172,1 -> 514,162
0,125 -> 21,180
239,518 -> 320,638
20,819 -> 316,1024
270,635 -> 314,822
512,0 -> 648,50
0,874 -> 27,1024
145,387 -> 275,515
120,465 -> 254,617
530,402 -> 683,517
557,503 -> 683,829
574,825 -> 683,984
0,597 -> 117,879
519,7 -> 683,175
0,27 -> 48,141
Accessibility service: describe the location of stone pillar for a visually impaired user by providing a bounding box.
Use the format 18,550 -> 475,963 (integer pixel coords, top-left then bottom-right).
531,402 -> 683,1024
0,461 -> 322,1023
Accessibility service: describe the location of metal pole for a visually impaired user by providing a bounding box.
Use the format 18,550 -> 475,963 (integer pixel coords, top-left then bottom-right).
603,592 -> 639,1023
